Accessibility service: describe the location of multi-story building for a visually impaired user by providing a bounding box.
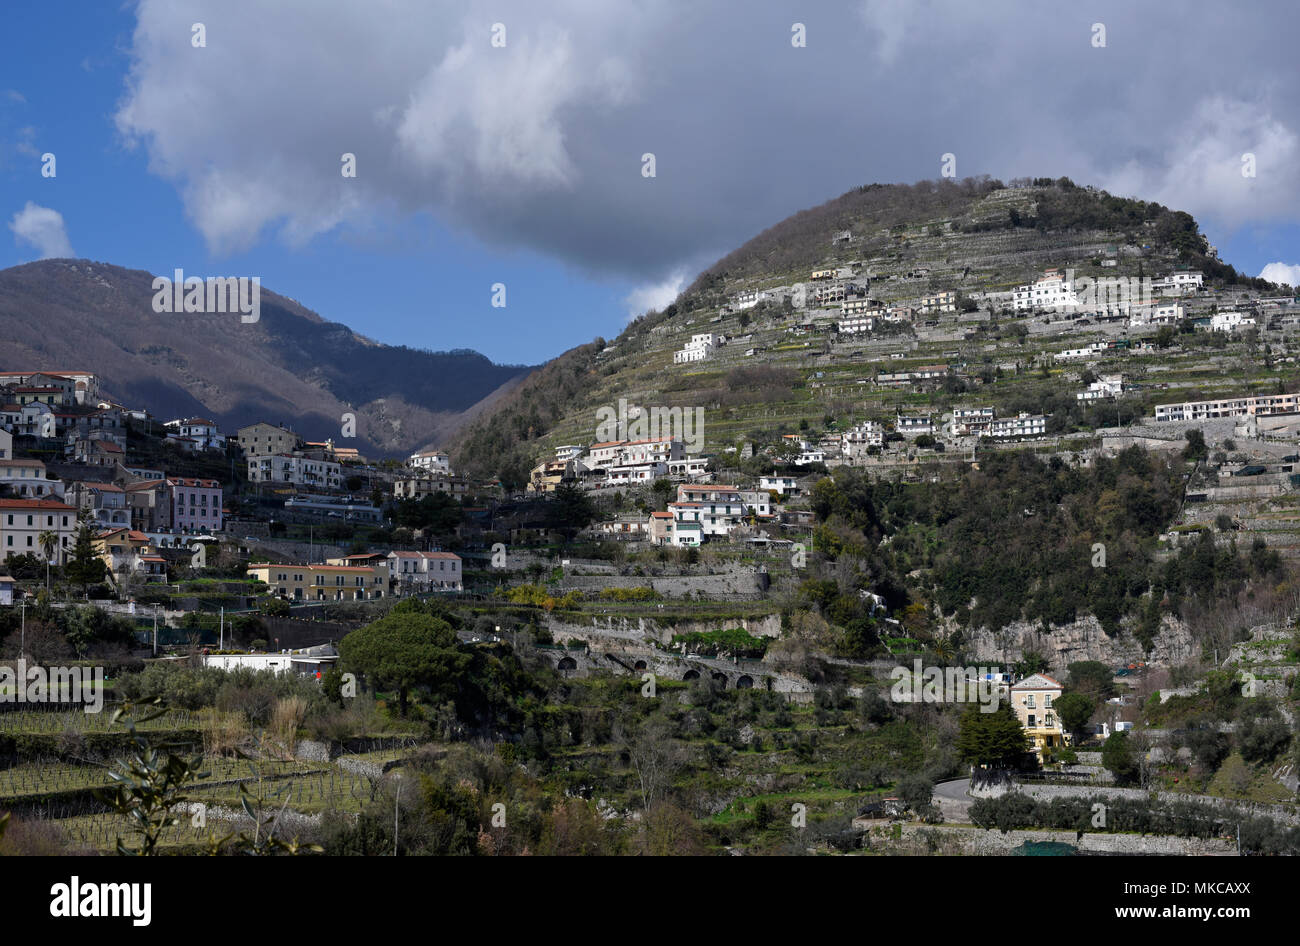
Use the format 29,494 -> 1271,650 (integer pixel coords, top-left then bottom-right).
93,528 -> 167,582
393,473 -> 471,500
1153,270 -> 1203,294
919,291 -> 957,314
1013,269 -> 1079,312
407,449 -> 451,474
810,268 -> 837,281
667,498 -> 748,538
122,479 -> 172,532
247,454 -> 342,491
0,428 -> 9,460
166,478 -> 224,533
0,458 -> 62,498
1209,311 -> 1256,332
840,297 -> 880,316
554,444 -> 584,463
674,333 -> 721,364
387,551 -> 462,591
951,407 -> 995,437
67,482 -> 131,529
1010,673 -> 1067,759
1076,375 -> 1124,401
163,417 -> 227,451
896,414 -> 935,437
0,371 -> 99,405
247,563 -> 389,602
0,498 -> 78,563
838,314 -> 875,335
1154,393 -> 1300,423
989,413 -> 1047,438
759,475 -> 799,495
236,422 -> 300,458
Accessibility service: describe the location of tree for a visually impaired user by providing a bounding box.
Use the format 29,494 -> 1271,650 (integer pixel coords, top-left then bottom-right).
1101,730 -> 1140,784
38,530 -> 57,590
550,483 -> 595,536
64,523 -> 107,591
1183,429 -> 1207,461
338,612 -> 470,717
1053,692 -> 1095,741
955,702 -> 1031,770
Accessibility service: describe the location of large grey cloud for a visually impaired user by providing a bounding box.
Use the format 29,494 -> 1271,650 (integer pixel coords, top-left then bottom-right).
116,0 -> 1300,290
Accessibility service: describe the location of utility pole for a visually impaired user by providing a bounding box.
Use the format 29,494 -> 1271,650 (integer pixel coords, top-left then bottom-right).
219,606 -> 224,650
152,604 -> 159,657
19,599 -> 25,660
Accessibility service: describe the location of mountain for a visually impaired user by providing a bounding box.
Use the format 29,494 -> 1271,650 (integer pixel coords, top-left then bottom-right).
450,175 -> 1280,485
0,259 -> 534,458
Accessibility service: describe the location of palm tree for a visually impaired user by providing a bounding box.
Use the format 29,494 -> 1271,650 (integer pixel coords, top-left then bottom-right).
38,529 -> 57,591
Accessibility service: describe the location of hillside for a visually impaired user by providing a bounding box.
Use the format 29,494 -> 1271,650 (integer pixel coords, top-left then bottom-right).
450,176 -> 1280,484
0,259 -> 534,458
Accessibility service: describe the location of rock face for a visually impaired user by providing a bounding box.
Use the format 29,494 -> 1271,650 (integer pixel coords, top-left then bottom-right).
958,614 -> 1196,668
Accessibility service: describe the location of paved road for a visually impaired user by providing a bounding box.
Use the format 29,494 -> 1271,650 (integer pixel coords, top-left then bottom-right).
933,778 -> 973,822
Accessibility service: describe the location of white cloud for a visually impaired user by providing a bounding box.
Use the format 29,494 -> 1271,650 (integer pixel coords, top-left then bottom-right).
116,0 -> 645,256
624,270 -> 687,319
9,201 -> 73,259
1099,97 -> 1300,228
1259,262 -> 1300,287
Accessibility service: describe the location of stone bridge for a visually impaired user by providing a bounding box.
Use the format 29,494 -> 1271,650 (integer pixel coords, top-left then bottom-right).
535,647 -> 811,695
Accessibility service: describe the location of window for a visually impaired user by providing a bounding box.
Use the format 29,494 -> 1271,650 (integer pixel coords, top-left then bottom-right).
1025,694 -> 1035,708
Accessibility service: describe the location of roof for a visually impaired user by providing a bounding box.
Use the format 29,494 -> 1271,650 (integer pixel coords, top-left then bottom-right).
246,563 -> 380,573
0,458 -> 45,467
0,498 -> 76,511
166,478 -> 221,488
388,551 -> 460,560
1011,673 -> 1064,690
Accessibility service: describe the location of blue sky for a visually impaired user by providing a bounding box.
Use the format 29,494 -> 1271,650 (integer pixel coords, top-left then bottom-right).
4,1 -> 1299,366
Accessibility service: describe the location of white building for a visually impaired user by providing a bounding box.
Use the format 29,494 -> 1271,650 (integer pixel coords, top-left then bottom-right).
0,459 -> 62,498
387,551 -> 462,591
760,475 -> 799,496
1077,375 -> 1124,401
951,407 -> 995,437
1209,311 -> 1256,332
247,454 -> 343,491
674,333 -> 722,364
408,449 -> 451,474
842,421 -> 884,453
163,417 -> 226,451
554,444 -> 584,463
1154,270 -> 1203,294
1154,393 -> 1300,423
838,314 -> 875,335
1013,269 -> 1079,312
896,414 -> 935,438
990,413 -> 1047,438
0,498 -> 77,563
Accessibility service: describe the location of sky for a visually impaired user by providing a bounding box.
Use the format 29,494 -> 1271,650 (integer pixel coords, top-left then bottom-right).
2,0 -> 1299,366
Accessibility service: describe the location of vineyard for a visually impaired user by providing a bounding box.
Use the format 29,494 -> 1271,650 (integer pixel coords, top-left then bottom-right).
0,708 -> 416,852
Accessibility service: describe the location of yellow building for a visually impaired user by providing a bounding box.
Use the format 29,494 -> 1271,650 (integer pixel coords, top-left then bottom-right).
1009,673 -> 1066,759
246,563 -> 388,602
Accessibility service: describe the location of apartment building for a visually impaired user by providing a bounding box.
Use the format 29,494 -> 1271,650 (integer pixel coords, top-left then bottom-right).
0,458 -> 62,498
0,498 -> 77,563
387,550 -> 462,591
168,478 -> 224,533
408,449 -> 451,474
163,417 -> 227,451
1076,375 -> 1124,401
394,473 -> 471,500
247,454 -> 342,491
247,563 -> 389,601
838,314 -> 875,335
896,414 -> 935,437
236,422 -> 300,458
674,333 -> 721,364
668,498 -> 748,538
919,291 -> 957,314
1013,269 -> 1079,311
951,407 -> 995,437
1153,270 -> 1203,294
760,475 -> 799,495
989,413 -> 1047,438
67,482 -> 131,529
1154,393 -> 1300,423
